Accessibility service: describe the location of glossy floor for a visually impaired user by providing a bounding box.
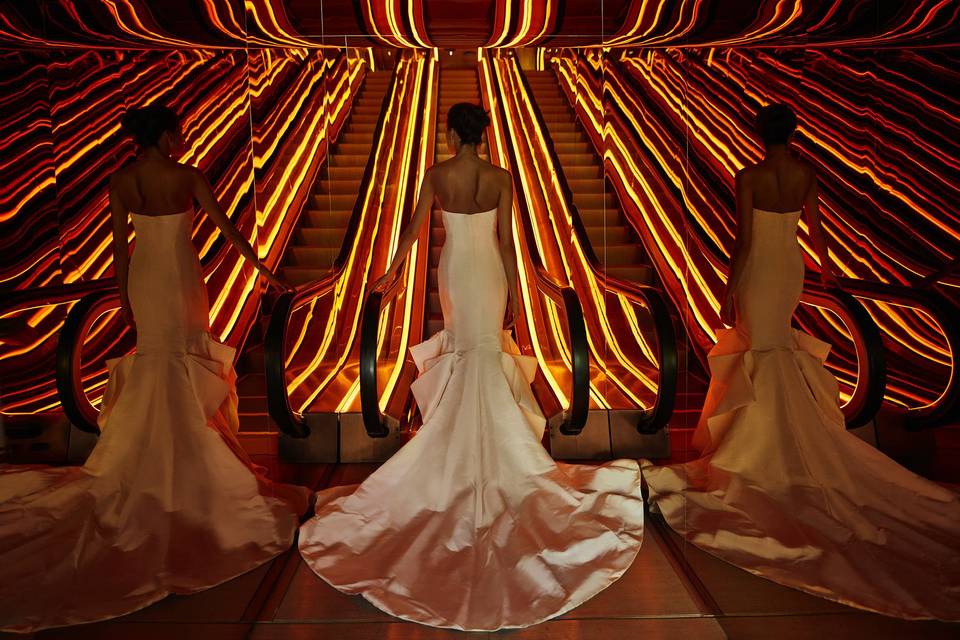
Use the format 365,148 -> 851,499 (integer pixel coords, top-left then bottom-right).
4,460 -> 958,640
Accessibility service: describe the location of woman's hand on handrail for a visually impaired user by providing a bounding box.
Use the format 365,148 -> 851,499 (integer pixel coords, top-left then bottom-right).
503,295 -> 519,330
819,266 -> 841,290
371,266 -> 400,293
120,294 -> 136,328
256,263 -> 293,292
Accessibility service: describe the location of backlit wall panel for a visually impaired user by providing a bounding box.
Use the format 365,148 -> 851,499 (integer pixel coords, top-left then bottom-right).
0,48 -> 361,415
0,1 -> 956,424
554,47 -> 957,409
0,1 -> 956,49
0,52 -> 60,296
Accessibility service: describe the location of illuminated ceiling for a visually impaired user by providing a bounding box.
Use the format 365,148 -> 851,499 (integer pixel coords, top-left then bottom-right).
0,0 -> 956,49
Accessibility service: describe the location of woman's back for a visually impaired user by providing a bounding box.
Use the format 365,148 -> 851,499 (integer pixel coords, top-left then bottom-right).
112,155 -> 195,216
745,153 -> 814,213
432,154 -> 507,214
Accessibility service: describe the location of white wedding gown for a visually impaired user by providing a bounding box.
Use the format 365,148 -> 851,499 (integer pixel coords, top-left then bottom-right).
298,207 -> 646,631
0,208 -> 310,632
642,208 -> 960,620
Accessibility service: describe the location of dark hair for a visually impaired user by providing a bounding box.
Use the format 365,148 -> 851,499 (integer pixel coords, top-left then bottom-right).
121,105 -> 179,148
447,102 -> 490,145
755,103 -> 797,146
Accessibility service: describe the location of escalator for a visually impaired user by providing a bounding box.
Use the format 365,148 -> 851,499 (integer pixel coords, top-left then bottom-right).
265,50 -> 436,460
543,50 -> 960,445
282,72 -> 391,285
232,71 -> 391,439
470,53 -> 680,462
603,50 -> 959,430
358,61 -> 592,455
524,68 -> 708,460
525,71 -> 654,285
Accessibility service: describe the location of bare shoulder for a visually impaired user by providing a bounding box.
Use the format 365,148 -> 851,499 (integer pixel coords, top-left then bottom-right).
494,165 -> 512,188
182,163 -> 204,180
109,163 -> 134,189
180,164 -> 207,191
796,157 -> 817,180
430,158 -> 451,173
735,164 -> 757,185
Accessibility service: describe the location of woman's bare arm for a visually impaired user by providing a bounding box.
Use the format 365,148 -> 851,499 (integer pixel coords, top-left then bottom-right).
496,172 -> 520,328
108,175 -> 134,325
803,172 -> 838,286
374,170 -> 435,288
190,168 -> 287,288
721,168 -> 754,325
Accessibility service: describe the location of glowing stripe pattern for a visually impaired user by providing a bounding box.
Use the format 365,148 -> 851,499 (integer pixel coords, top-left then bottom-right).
551,47 -> 957,409
0,1 -> 957,421
0,2 -> 956,49
0,49 -> 363,414
280,51 -> 432,415
482,53 -> 661,413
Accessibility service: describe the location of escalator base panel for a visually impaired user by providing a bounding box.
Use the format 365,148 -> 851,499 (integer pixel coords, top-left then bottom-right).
610,410 -> 670,459
338,412 -> 403,463
279,412 -> 403,463
280,410 -> 670,464
548,409 -> 612,460
549,409 -> 671,460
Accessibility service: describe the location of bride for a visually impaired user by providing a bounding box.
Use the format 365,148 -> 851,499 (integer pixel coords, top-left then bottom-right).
0,105 -> 310,632
297,103 -> 646,631
642,103 -> 960,621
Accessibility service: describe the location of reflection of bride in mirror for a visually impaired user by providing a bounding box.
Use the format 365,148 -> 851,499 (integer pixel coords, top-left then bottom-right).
643,103 -> 960,621
0,104 -> 309,633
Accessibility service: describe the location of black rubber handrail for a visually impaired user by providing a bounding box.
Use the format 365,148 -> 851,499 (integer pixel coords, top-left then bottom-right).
2,279 -> 114,319
566,52 -> 889,430
264,60 -> 402,439
359,276 -> 406,438
55,289 -> 121,433
799,280 -> 886,429
513,54 -> 677,435
485,52 -> 590,435
836,276 -> 960,428
358,57 -> 436,438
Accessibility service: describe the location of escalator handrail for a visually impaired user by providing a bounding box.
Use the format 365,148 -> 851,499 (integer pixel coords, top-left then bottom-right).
834,276 -> 960,426
800,280 -> 886,429
359,274 -> 408,438
358,54 -> 436,438
55,289 -> 122,433
566,53 -> 889,429
264,62 -> 399,439
2,280 -> 115,319
514,54 -> 677,434
485,51 -> 590,435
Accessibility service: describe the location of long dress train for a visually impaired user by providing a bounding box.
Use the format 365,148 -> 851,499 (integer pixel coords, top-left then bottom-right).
0,208 -> 310,633
298,207 -> 645,631
641,208 -> 960,620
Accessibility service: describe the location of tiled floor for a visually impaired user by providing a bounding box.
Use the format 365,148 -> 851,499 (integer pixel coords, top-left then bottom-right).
6,462 -> 958,640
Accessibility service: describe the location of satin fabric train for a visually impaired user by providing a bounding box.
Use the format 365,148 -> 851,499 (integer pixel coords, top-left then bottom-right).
298,207 -> 646,631
642,208 -> 960,620
0,209 -> 310,633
